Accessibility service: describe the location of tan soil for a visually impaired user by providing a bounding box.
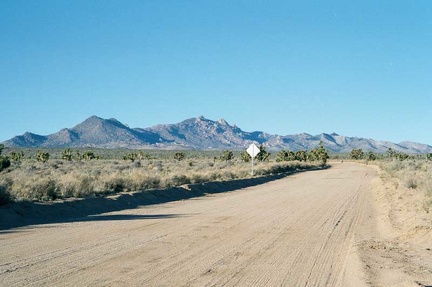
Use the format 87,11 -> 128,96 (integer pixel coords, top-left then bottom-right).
1,163 -> 431,286
356,165 -> 432,287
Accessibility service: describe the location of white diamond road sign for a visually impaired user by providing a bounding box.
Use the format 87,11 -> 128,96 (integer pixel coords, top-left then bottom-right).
247,143 -> 260,158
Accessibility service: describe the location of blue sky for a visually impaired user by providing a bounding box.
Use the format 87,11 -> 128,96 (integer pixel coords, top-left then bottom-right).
1,1 -> 432,144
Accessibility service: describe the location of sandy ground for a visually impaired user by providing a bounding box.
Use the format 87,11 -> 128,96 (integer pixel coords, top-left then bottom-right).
0,163 -> 431,286
356,164 -> 432,287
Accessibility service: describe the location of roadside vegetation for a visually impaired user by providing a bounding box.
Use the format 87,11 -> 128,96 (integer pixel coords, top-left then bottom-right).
0,144 -> 329,204
3,142 -> 430,212
379,158 -> 432,214
347,147 -> 432,213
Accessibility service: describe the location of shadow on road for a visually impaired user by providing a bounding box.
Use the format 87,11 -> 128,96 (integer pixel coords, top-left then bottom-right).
80,214 -> 183,222
0,165 -> 329,231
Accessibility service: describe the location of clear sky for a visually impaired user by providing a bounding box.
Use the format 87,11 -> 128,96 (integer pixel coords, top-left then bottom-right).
1,1 -> 431,144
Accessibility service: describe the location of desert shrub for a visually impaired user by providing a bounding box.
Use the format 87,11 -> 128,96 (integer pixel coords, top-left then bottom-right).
0,178 -> 13,205
133,161 -> 141,168
269,164 -> 293,174
0,144 -> 11,172
0,156 -> 11,172
104,177 -> 127,193
380,160 -> 402,176
404,176 -> 418,189
29,178 -> 58,201
59,180 -> 76,198
380,159 -> 432,214
220,170 -> 236,180
2,150 -> 326,202
74,175 -> 95,197
136,176 -> 161,190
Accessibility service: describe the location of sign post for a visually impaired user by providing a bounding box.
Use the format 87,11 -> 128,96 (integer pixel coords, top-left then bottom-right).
246,143 -> 260,176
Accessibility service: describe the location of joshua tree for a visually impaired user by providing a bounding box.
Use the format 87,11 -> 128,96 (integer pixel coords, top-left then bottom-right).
350,149 -> 364,160
174,152 -> 185,161
137,150 -> 144,161
75,151 -> 82,161
395,152 -> 409,161
0,144 -> 11,172
276,150 -> 287,162
295,150 -> 308,162
220,150 -> 234,161
386,148 -> 395,159
276,150 -> 295,162
255,145 -> 270,162
123,152 -> 137,162
83,151 -> 96,161
61,148 -> 73,161
36,150 -> 50,163
367,152 -> 377,161
9,150 -> 24,163
310,141 -> 329,164
240,151 -> 251,162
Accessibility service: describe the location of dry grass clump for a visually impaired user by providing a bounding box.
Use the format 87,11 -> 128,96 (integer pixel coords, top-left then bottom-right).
0,157 -> 324,203
379,159 -> 432,213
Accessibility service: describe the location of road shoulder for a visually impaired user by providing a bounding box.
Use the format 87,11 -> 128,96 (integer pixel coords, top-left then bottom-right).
354,164 -> 432,287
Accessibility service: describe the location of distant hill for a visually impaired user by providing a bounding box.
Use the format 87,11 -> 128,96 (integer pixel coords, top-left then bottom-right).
3,115 -> 432,153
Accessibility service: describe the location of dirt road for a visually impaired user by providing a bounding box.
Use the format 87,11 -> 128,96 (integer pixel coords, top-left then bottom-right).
1,163 -> 376,286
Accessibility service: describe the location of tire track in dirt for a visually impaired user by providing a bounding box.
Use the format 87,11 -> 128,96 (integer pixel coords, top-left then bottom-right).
0,163 -> 375,286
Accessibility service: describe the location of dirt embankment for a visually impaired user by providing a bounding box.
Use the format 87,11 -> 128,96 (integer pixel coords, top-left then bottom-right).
0,166 -> 327,230
355,164 -> 432,287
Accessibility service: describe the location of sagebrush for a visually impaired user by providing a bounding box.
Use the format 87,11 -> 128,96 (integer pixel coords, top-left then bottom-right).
0,153 -> 325,203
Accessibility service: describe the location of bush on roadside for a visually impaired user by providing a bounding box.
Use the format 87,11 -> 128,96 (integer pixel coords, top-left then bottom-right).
29,178 -> 58,201
0,156 -> 11,172
380,159 -> 432,214
1,152 -> 326,203
0,178 -> 13,206
0,144 -> 11,172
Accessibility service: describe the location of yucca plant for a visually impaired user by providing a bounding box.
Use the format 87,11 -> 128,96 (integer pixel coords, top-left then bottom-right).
220,150 -> 234,161
174,152 -> 185,161
9,150 -> 24,163
36,150 -> 49,163
61,148 -> 73,161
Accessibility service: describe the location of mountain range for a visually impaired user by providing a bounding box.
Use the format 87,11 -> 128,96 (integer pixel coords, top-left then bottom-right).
3,115 -> 432,154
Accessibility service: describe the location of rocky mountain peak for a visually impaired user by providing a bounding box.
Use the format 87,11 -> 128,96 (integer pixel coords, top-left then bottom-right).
3,116 -> 432,153
217,118 -> 229,126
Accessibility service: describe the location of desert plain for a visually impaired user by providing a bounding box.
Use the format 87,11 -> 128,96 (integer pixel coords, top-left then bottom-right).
1,162 -> 431,286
